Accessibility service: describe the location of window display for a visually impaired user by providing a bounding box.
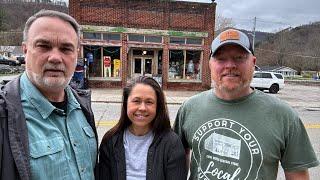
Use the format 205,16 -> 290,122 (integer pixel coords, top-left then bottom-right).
103,56 -> 112,77
169,50 -> 201,80
84,46 -> 102,77
186,50 -> 201,80
169,50 -> 184,79
113,59 -> 121,77
103,47 -> 121,78
83,46 -> 121,78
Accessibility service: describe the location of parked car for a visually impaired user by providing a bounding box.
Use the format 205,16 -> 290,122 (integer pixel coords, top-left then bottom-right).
16,56 -> 25,64
250,71 -> 285,94
0,56 -> 20,66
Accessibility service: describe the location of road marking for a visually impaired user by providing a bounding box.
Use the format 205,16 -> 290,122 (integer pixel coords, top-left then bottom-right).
96,121 -> 320,129
305,124 -> 320,129
96,120 -> 118,127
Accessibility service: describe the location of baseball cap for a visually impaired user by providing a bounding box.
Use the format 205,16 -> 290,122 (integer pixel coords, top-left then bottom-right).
211,29 -> 254,56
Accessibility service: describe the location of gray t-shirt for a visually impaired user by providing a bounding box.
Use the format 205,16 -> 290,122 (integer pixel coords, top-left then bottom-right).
124,128 -> 154,180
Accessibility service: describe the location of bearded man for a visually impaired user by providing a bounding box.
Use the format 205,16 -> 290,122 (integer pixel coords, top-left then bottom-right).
0,10 -> 97,180
174,29 -> 319,180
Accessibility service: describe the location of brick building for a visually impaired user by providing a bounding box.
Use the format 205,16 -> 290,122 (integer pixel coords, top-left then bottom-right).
69,0 -> 216,90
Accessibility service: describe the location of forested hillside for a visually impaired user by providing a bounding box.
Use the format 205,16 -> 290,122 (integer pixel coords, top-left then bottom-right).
254,22 -> 320,72
0,1 -> 67,45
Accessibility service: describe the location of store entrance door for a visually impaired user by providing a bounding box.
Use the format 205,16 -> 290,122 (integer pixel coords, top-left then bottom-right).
132,57 -> 153,78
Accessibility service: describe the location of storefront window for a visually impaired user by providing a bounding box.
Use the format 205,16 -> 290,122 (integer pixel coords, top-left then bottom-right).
84,46 -> 102,77
169,50 -> 184,79
186,50 -> 201,80
84,46 -> 121,78
169,50 -> 201,80
103,47 -> 121,78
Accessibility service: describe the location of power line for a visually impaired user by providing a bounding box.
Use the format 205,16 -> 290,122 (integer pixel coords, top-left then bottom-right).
232,17 -> 290,26
255,18 -> 290,26
255,48 -> 320,59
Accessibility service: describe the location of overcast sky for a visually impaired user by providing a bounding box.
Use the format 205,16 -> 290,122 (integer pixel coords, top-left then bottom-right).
178,0 -> 320,32
64,0 -> 320,32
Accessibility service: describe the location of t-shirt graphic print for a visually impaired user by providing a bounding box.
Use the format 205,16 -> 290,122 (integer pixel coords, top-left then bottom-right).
192,118 -> 263,180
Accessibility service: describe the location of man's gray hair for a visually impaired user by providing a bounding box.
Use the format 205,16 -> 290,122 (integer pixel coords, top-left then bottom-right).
23,9 -> 80,43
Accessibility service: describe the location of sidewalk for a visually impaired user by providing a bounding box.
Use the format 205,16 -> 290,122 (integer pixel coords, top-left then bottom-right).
0,75 -> 201,104
91,88 -> 201,104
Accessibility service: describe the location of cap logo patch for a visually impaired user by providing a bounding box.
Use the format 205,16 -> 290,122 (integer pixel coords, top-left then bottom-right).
220,30 -> 240,42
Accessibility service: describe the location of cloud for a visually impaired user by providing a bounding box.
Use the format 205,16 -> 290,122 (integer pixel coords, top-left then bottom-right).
178,0 -> 320,32
219,0 -> 320,32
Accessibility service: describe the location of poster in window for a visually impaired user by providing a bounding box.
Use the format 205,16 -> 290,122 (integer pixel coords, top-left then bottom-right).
103,56 -> 111,77
113,59 -> 121,77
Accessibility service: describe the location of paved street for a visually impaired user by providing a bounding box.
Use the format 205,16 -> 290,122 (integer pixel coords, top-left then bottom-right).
93,83 -> 320,179
1,75 -> 319,178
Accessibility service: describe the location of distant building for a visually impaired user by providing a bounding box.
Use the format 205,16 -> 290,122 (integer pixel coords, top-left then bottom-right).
69,0 -> 216,90
259,66 -> 297,77
0,46 -> 24,59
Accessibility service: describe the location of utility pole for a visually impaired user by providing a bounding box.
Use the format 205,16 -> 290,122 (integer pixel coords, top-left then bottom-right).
252,17 -> 256,52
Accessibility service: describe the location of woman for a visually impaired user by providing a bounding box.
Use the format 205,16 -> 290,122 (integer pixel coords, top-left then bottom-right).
96,76 -> 187,180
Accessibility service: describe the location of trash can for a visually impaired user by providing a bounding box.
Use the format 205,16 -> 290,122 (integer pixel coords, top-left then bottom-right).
70,58 -> 87,89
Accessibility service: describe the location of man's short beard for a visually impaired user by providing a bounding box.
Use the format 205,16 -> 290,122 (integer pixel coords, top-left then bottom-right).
26,71 -> 72,90
213,76 -> 253,95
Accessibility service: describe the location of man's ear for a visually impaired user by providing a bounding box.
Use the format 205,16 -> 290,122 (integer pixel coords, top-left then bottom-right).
22,42 -> 27,54
252,55 -> 257,66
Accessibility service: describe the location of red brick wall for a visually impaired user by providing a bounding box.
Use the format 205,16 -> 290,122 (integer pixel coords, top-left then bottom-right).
89,80 -> 122,88
121,34 -> 128,87
69,0 -> 215,32
69,0 -> 216,90
162,36 -> 169,89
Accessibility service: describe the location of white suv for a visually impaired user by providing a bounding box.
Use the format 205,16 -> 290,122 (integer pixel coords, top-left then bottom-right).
250,71 -> 285,94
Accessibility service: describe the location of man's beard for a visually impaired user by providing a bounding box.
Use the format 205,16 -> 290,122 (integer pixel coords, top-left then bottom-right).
214,72 -> 253,95
216,79 -> 252,93
26,64 -> 72,90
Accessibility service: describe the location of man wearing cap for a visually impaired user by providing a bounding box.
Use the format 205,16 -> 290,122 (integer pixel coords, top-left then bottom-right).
174,29 -> 319,179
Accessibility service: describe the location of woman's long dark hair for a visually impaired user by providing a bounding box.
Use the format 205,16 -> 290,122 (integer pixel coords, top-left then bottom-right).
102,76 -> 171,142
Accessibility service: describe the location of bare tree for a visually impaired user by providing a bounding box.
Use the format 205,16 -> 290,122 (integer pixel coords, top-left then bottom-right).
215,14 -> 235,33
